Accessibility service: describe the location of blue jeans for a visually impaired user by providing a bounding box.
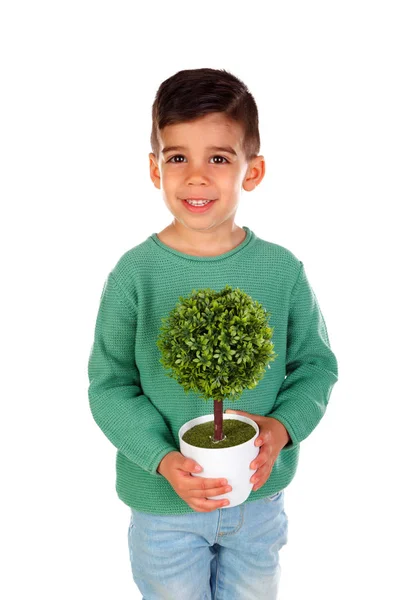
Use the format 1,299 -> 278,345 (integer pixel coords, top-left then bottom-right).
127,490 -> 288,600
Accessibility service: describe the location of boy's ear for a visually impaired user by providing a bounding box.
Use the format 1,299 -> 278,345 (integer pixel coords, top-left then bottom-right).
243,155 -> 265,191
149,153 -> 161,190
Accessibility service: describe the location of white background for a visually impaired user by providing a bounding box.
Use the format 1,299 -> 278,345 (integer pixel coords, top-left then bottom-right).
1,1 -> 412,598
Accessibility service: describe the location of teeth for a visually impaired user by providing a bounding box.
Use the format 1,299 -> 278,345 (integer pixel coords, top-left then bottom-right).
187,199 -> 211,206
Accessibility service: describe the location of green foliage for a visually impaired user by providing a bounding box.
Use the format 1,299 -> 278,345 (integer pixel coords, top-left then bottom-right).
156,285 -> 278,403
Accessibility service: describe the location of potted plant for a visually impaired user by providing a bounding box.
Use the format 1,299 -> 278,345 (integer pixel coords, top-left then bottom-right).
156,284 -> 278,507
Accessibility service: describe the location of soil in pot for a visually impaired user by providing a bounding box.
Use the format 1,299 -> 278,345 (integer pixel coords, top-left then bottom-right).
182,419 -> 256,449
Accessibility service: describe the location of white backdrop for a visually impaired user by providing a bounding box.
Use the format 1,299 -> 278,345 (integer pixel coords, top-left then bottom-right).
1,1 -> 412,598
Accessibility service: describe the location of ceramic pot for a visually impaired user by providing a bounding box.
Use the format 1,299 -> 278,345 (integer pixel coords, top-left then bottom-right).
178,414 -> 260,508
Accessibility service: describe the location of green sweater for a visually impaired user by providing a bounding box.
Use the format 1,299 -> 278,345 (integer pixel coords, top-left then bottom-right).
87,226 -> 338,515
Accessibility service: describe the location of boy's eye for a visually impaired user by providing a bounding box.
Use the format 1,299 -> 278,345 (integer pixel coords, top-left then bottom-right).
167,155 -> 229,164
211,156 -> 229,164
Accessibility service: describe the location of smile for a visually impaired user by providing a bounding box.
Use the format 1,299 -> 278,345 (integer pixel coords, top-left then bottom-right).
182,199 -> 215,213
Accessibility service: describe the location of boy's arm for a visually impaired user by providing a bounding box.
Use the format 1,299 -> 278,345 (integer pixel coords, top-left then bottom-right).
268,262 -> 339,448
87,272 -> 177,477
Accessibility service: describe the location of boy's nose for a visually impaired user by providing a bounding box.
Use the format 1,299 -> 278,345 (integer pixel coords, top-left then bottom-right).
186,170 -> 210,184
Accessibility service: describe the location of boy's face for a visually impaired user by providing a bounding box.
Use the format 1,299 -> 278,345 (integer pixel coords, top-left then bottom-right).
149,113 -> 264,234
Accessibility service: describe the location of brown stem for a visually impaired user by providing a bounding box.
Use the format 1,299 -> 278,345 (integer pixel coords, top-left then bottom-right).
213,398 -> 224,442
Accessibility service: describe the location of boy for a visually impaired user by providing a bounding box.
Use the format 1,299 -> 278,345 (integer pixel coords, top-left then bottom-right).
88,67 -> 339,599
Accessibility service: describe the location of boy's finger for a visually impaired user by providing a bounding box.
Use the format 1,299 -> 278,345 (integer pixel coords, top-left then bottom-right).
250,458 -> 260,470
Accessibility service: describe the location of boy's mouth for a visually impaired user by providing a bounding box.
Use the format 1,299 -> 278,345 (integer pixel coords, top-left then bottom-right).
183,197 -> 216,204
182,198 -> 216,213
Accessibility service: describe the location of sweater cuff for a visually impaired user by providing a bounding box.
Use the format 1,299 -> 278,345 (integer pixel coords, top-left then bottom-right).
118,432 -> 178,477
152,446 -> 179,478
267,412 -> 299,450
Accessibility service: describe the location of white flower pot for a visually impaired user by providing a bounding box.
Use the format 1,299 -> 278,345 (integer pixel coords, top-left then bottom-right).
178,414 -> 260,509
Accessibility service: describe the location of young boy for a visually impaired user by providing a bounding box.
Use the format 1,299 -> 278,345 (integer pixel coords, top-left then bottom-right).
88,67 -> 339,599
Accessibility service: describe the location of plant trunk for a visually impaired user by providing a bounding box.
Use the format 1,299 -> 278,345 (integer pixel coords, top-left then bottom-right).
213,399 -> 224,442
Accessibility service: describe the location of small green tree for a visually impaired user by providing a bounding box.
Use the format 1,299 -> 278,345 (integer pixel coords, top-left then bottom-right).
156,285 -> 278,442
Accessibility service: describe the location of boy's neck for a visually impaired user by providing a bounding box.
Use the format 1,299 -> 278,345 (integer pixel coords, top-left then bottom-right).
156,223 -> 246,257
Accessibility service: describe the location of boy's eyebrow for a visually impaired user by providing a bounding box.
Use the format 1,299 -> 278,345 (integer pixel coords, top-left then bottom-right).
161,145 -> 238,156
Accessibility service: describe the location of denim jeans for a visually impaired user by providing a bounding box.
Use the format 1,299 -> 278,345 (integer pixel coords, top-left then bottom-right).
127,490 -> 288,600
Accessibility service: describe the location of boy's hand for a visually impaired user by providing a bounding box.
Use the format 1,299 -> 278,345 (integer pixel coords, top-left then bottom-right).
157,451 -> 232,512
225,409 -> 291,492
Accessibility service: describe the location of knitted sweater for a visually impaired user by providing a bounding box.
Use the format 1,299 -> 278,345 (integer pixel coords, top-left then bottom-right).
87,226 -> 338,515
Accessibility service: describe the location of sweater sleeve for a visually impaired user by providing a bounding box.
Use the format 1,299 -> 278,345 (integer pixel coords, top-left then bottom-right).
268,262 -> 339,448
87,271 -> 178,476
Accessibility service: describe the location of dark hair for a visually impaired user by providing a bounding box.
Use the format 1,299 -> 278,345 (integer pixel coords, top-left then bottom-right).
150,68 -> 260,162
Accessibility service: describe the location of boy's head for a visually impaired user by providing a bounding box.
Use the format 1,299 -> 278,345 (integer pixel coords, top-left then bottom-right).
149,68 -> 265,234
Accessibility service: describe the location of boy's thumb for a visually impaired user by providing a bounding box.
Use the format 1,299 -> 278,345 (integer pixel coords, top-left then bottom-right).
180,455 -> 203,473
